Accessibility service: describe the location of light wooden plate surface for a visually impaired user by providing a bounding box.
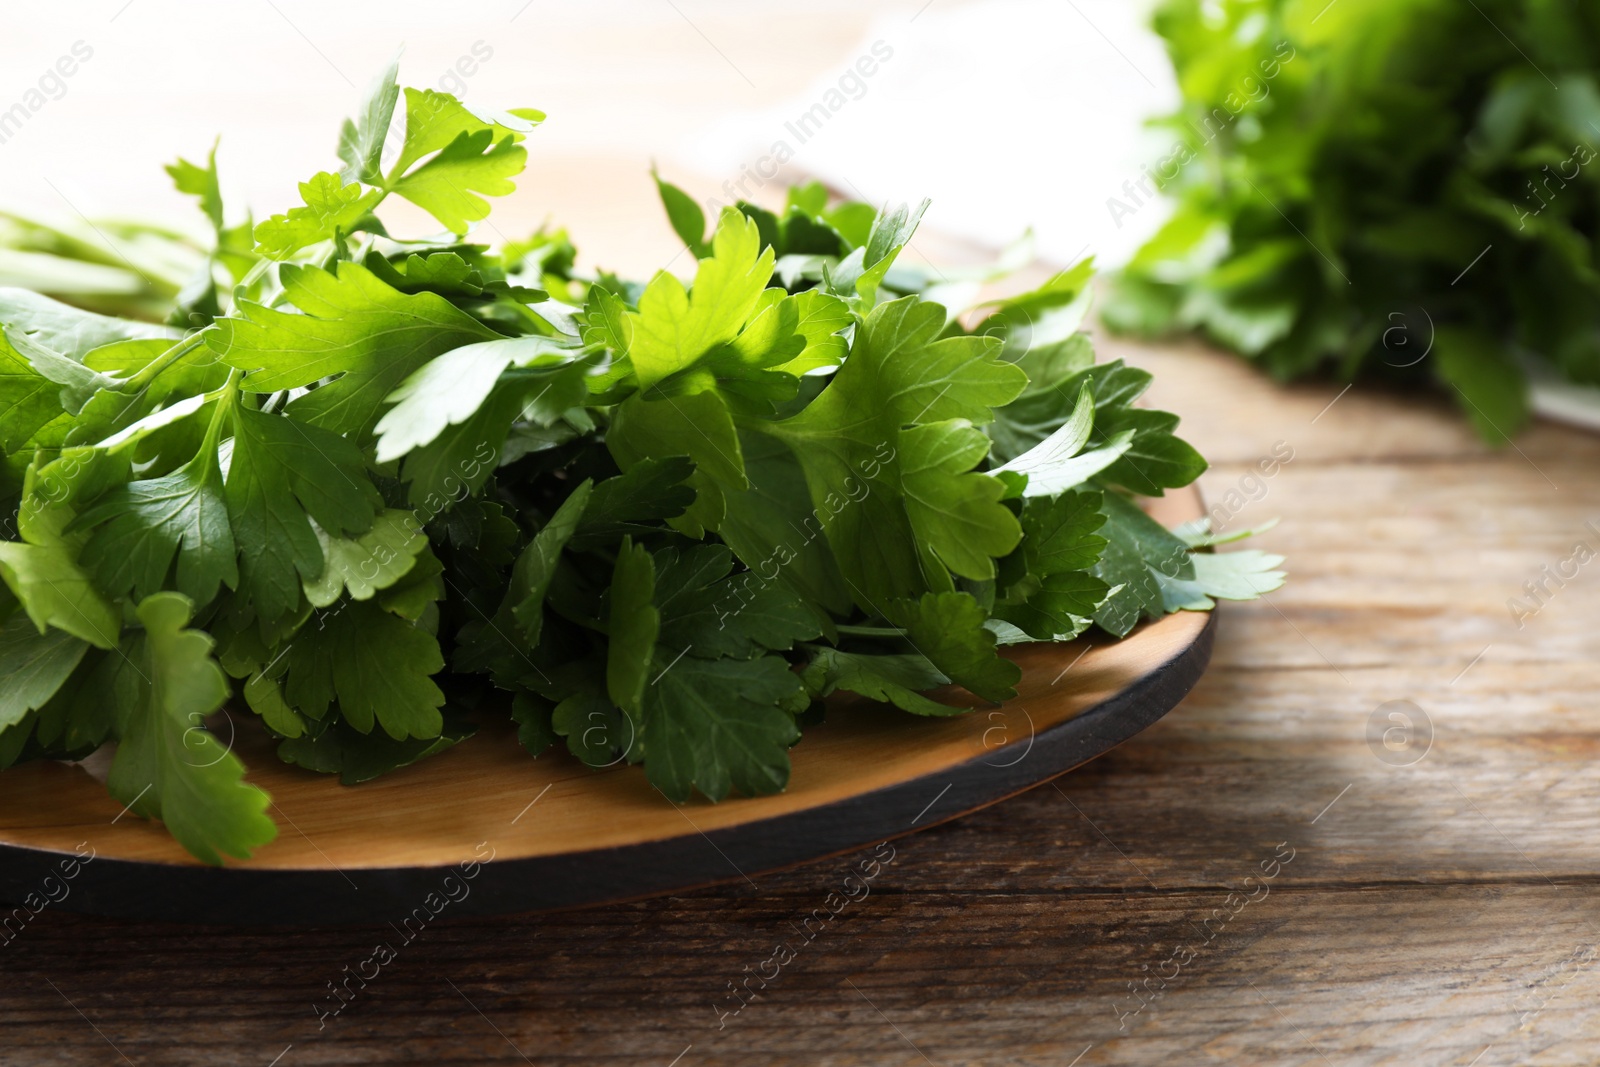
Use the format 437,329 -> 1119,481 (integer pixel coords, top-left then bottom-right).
0,490 -> 1212,924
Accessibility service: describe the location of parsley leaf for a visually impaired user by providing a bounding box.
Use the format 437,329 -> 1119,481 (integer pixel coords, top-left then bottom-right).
279,717 -> 472,785
337,53 -> 402,185
253,172 -> 382,259
888,592 -> 1021,703
627,209 -> 778,391
0,541 -> 121,649
302,509 -> 427,607
209,261 -> 498,438
569,456 -> 695,548
653,168 -> 709,257
1092,493 -> 1196,637
390,131 -> 527,236
107,593 -> 276,865
801,647 -> 960,717
760,296 -> 1026,606
608,390 -> 746,535
225,405 -> 379,627
281,598 -> 445,740
606,536 -> 660,715
1019,489 -> 1107,574
658,567 -> 822,660
73,434 -> 238,605
0,327 -> 71,451
373,336 -> 583,462
642,654 -> 803,803
1156,549 -> 1287,611
0,611 -> 88,731
552,684 -> 639,768
455,479 -> 590,684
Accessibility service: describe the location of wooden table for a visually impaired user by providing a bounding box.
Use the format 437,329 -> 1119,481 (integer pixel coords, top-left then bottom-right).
4,305 -> 1597,1064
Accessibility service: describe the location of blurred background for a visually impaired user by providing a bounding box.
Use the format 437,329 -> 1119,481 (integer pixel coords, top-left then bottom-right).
0,0 -> 1177,276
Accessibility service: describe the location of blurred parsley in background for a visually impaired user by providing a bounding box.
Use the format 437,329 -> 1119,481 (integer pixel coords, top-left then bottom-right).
1106,0 -> 1600,441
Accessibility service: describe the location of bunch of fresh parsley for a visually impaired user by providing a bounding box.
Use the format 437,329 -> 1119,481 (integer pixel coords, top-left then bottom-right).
0,63 -> 1282,864
1104,0 -> 1600,441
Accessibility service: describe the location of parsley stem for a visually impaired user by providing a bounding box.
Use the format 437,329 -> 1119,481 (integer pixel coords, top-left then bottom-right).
236,255 -> 275,294
834,624 -> 907,638
122,331 -> 210,393
196,369 -> 242,472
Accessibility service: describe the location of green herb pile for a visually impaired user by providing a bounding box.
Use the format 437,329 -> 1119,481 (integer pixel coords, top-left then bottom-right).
0,64 -> 1282,864
1105,0 -> 1600,441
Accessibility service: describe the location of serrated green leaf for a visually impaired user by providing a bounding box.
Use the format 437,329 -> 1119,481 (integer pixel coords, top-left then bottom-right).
455,480 -> 591,684
775,288 -> 851,374
391,130 -> 527,235
994,569 -> 1109,641
1092,534 -> 1162,638
887,591 -> 1020,702
659,572 -> 822,660
0,325 -> 71,451
716,429 -> 854,616
552,684 -> 639,768
800,647 -> 959,717
390,87 -> 542,176
0,611 -> 88,730
899,420 -> 1019,580
761,296 -> 1027,607
627,210 -> 775,390
377,547 -> 444,621
570,456 -> 696,548
253,172 -> 382,259
642,654 -> 803,802
282,598 -> 445,740
511,691 -> 557,757
74,447 -> 237,606
0,542 -> 121,649
338,53 -> 401,184
1091,493 -> 1194,636
303,509 -> 426,607
1156,549 -> 1287,611
0,287 -> 178,356
509,481 -> 592,633
243,671 -> 307,739
209,261 -> 497,438
607,390 -> 745,535
167,144 -> 224,233
1019,489 -> 1107,574
33,645 -> 129,754
374,335 -> 584,462
107,593 -> 276,866
1094,408 -> 1207,496
226,405 -> 378,626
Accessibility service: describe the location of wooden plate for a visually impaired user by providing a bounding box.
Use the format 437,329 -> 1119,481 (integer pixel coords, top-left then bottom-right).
0,489 -> 1212,925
